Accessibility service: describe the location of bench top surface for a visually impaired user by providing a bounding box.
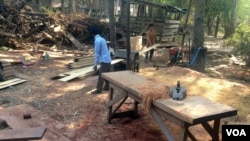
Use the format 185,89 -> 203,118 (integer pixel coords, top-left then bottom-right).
102,70 -> 169,98
153,96 -> 237,124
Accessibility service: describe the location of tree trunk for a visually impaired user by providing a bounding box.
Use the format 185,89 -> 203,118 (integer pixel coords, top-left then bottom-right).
69,0 -> 76,14
109,0 -> 116,50
214,15 -> 220,38
223,0 -> 237,39
206,17 -> 213,36
192,0 -> 205,48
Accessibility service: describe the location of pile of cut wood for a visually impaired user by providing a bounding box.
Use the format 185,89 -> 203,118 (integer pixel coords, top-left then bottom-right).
0,0 -> 113,51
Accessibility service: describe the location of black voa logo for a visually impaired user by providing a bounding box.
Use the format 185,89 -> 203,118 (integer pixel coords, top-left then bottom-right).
222,125 -> 250,141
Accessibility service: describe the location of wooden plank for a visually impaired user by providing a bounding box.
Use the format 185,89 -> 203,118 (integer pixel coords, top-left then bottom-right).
139,43 -> 161,54
0,78 -> 27,90
108,91 -> 127,107
68,57 -> 94,69
2,71 -> 15,78
0,127 -> 46,141
161,36 -> 176,42
1,62 -> 12,67
0,78 -> 23,86
68,62 -> 93,69
153,96 -> 238,124
58,59 -> 125,82
59,66 -> 94,82
3,66 -> 14,70
66,31 -> 83,49
150,107 -> 176,141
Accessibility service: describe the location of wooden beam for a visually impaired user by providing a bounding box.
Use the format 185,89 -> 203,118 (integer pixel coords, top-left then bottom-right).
0,78 -> 27,90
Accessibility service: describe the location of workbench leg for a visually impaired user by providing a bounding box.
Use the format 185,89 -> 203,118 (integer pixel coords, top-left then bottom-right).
180,123 -> 198,141
150,107 -> 176,141
108,87 -> 114,124
133,101 -> 139,118
212,119 -> 220,141
180,123 -> 188,141
202,120 -> 220,141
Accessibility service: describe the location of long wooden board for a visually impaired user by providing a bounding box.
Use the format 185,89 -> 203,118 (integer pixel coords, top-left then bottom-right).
0,78 -> 27,90
56,59 -> 125,82
139,43 -> 161,54
0,127 -> 46,141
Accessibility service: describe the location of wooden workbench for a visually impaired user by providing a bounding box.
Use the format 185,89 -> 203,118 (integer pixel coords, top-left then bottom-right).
102,70 -> 238,141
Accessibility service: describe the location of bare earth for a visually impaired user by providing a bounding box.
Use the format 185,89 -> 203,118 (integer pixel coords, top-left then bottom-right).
0,37 -> 250,141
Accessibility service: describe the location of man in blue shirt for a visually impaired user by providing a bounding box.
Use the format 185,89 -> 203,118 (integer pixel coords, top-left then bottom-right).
91,27 -> 112,94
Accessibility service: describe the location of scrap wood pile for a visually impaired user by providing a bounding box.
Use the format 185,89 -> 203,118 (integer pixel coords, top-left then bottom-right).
0,0 -> 114,52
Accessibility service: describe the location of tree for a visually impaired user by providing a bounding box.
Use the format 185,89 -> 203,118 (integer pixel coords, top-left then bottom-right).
221,0 -> 237,39
192,0 -> 205,48
69,0 -> 76,13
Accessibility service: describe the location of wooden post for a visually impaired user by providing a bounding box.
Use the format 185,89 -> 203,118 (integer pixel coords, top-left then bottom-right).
109,0 -> 116,50
126,0 -> 131,70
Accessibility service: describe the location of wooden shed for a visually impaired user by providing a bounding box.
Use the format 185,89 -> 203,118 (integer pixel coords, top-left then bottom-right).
124,0 -> 186,44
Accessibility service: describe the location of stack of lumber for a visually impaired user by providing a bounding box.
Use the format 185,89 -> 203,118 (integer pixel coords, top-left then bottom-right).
0,61 -> 27,90
53,58 -> 125,82
1,61 -> 15,78
67,56 -> 94,69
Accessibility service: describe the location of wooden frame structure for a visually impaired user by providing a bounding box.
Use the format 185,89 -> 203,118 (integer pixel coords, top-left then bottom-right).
128,0 -> 186,44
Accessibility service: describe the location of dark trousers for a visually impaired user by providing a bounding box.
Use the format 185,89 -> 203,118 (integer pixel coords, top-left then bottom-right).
145,49 -> 154,61
96,62 -> 111,91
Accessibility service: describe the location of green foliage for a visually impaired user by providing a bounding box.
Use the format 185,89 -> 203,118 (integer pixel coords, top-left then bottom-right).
227,24 -> 250,56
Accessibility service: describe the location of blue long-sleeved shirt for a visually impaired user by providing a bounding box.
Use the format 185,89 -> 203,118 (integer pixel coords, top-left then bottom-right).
94,34 -> 111,66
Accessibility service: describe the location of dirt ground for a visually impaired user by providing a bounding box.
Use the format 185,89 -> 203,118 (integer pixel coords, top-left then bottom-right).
0,37 -> 250,141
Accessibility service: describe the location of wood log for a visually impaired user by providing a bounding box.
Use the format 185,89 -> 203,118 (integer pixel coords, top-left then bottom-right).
0,32 -> 19,38
65,32 -> 83,50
